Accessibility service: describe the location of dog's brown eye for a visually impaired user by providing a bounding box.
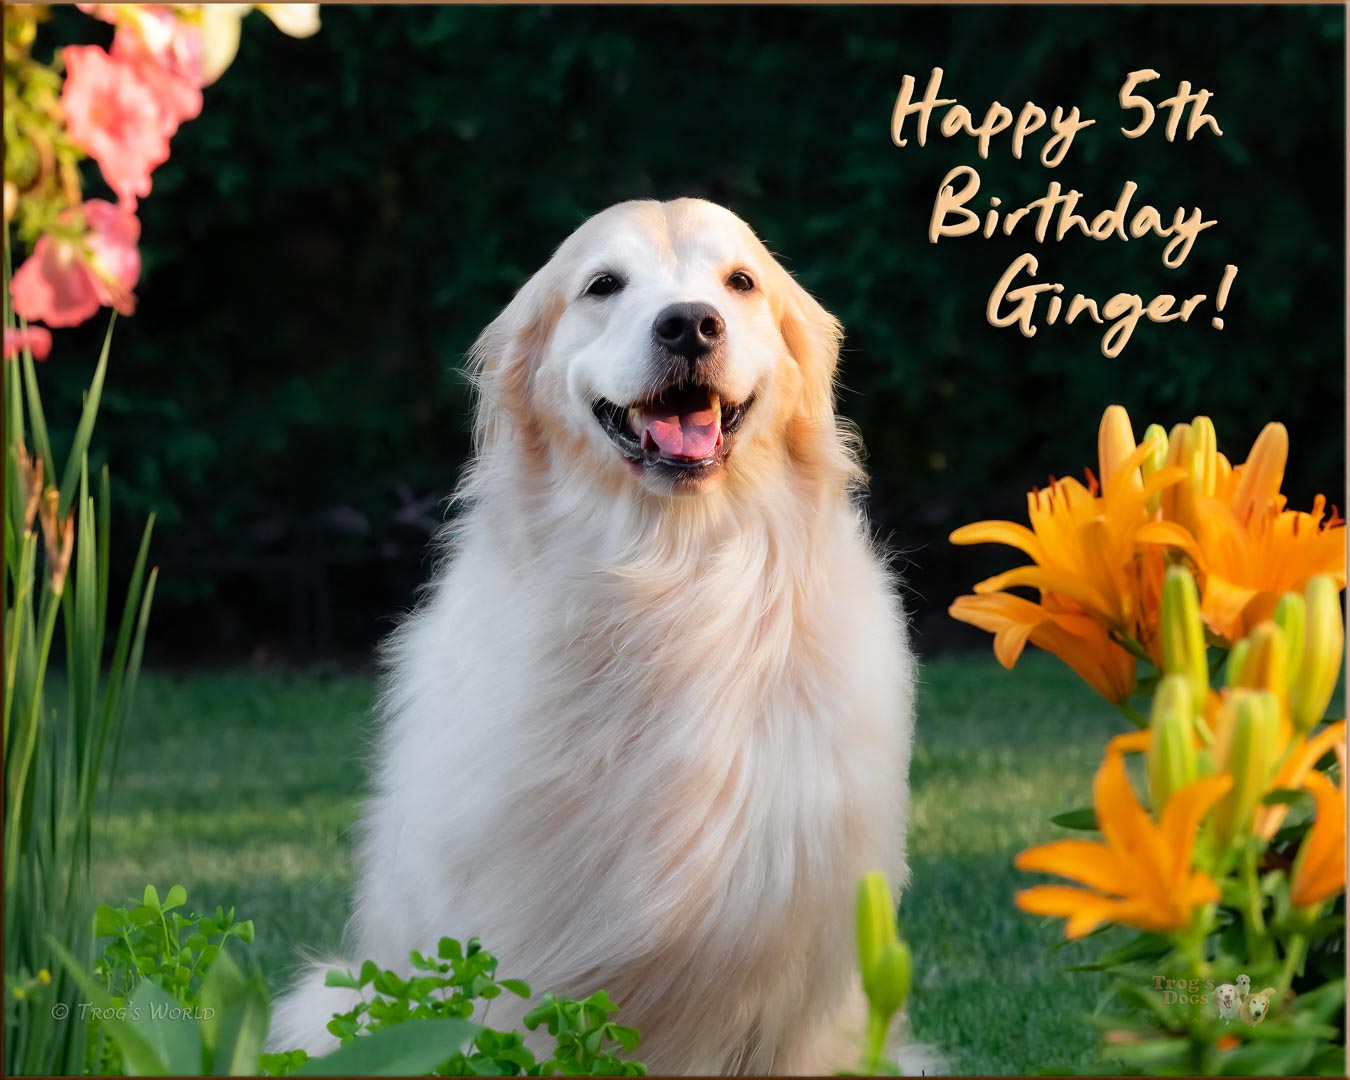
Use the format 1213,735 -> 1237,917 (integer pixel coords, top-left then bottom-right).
727,271 -> 755,293
586,273 -> 624,298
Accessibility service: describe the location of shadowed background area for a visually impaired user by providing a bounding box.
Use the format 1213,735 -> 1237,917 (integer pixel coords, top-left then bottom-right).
36,4 -> 1346,664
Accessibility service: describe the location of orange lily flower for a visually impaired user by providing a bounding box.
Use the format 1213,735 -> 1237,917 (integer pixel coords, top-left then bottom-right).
1138,422 -> 1346,643
947,591 -> 1137,703
1289,770 -> 1346,909
950,406 -> 1186,703
1014,747 -> 1232,938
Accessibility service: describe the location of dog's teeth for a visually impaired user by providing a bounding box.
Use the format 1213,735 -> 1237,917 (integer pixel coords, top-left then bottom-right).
628,408 -> 644,434
641,429 -> 658,452
710,393 -> 721,415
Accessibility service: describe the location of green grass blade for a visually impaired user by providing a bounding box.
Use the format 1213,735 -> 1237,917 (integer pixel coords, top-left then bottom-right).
5,346 -> 26,488
73,471 -> 104,826
97,465 -> 111,656
3,488 -> 17,585
4,534 -> 38,747
4,586 -> 61,894
101,514 -> 154,797
20,347 -> 55,486
56,315 -> 116,519
111,566 -> 158,783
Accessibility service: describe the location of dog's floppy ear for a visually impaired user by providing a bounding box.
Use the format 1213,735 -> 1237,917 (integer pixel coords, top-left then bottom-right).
467,266 -> 565,453
773,267 -> 864,490
776,268 -> 843,424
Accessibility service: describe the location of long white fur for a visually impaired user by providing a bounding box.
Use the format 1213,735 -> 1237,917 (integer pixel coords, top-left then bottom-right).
269,199 -> 917,1074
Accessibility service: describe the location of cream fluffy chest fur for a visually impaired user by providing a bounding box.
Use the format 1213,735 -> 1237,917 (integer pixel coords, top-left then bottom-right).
273,490 -> 913,1074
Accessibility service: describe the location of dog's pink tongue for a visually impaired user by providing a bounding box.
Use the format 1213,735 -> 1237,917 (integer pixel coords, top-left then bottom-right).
640,404 -> 721,460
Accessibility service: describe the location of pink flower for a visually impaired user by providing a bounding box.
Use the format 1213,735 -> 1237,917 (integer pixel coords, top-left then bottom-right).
10,235 -> 102,327
110,6 -> 204,133
4,327 -> 54,362
62,45 -> 171,204
10,200 -> 141,328
113,35 -> 203,136
81,5 -> 204,85
84,199 -> 142,311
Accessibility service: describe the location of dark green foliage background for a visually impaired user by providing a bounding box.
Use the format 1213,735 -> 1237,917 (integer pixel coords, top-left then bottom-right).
35,5 -> 1346,660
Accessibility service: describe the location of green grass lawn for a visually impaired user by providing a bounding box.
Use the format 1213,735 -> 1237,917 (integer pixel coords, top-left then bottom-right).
92,652 -> 1133,1074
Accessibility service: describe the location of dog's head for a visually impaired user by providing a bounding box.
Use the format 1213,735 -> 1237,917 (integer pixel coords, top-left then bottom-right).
1244,990 -> 1274,1024
1215,986 -> 1235,1010
470,198 -> 848,497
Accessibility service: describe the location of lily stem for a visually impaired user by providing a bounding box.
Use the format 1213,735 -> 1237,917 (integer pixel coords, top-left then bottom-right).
1276,933 -> 1309,1001
860,1008 -> 890,1076
1240,844 -> 1272,965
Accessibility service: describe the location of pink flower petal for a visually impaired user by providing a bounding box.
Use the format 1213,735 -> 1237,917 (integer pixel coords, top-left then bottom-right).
62,45 -> 172,204
83,199 -> 142,316
9,234 -> 103,328
3,326 -> 54,362
112,21 -> 204,133
8,200 -> 142,328
82,3 -> 205,86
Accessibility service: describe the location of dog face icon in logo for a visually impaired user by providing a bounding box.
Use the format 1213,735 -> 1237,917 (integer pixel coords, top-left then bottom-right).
1242,988 -> 1277,1026
1214,983 -> 1241,1022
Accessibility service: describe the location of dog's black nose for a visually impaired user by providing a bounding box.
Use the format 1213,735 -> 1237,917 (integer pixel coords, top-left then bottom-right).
652,302 -> 725,359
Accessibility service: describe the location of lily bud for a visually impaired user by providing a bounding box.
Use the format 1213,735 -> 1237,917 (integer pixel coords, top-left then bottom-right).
1211,689 -> 1279,845
855,871 -> 911,1021
1290,576 -> 1345,733
1160,419 -> 1216,532
1234,622 -> 1288,697
1140,424 -> 1169,513
1160,422 -> 1192,527
1161,566 -> 1209,703
856,871 -> 897,972
864,939 -> 913,1021
1272,592 -> 1306,695
1225,640 -> 1251,689
1148,675 -> 1197,810
1190,416 -> 1218,497
1231,422 -> 1289,528
1098,405 -> 1141,492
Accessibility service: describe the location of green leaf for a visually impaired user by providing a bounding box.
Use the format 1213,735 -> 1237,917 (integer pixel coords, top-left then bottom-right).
96,905 -> 123,938
498,979 -> 530,998
102,513 -> 155,793
259,1049 -> 309,1076
607,1025 -> 640,1052
1262,787 -> 1314,808
164,885 -> 188,912
1049,807 -> 1098,831
201,951 -> 272,1076
295,1017 -> 479,1076
56,316 -> 116,519
20,346 -> 55,482
96,465 -> 110,654
124,979 -> 205,1076
437,938 -> 463,962
45,936 -> 173,1077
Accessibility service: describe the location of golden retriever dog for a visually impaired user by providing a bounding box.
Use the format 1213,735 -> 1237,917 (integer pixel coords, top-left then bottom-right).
270,198 -> 917,1074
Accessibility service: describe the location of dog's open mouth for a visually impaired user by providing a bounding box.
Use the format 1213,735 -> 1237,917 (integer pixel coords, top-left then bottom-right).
592,383 -> 753,479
